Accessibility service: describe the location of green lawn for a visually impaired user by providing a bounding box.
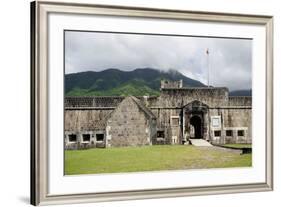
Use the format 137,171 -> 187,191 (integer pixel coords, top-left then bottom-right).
65,145 -> 252,175
223,144 -> 252,148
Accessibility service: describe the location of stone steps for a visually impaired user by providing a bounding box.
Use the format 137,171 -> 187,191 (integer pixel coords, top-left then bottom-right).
189,139 -> 213,146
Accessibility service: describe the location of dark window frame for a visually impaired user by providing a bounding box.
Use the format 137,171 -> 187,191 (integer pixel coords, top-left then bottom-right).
82,134 -> 91,142
226,130 -> 233,137
157,130 -> 165,138
68,134 -> 77,142
96,134 -> 104,142
214,130 -> 221,137
238,130 -> 245,136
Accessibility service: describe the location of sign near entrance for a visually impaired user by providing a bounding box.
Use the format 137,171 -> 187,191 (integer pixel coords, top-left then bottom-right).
211,116 -> 221,128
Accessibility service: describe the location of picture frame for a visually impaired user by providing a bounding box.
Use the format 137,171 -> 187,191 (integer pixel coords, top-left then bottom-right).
31,1 -> 273,205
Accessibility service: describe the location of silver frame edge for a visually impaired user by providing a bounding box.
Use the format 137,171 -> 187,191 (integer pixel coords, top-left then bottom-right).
31,1 -> 274,206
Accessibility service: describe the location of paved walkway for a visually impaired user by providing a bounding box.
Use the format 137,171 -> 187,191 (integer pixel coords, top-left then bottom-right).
189,139 -> 213,146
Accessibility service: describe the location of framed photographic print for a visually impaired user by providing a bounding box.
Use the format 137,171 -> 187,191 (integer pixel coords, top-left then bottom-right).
31,1 -> 273,205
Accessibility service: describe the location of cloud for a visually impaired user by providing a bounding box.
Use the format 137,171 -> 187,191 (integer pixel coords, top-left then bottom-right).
65,31 -> 252,91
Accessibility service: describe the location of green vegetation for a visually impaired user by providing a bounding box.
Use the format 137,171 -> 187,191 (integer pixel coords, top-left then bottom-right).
65,68 -> 205,97
65,145 -> 252,175
65,68 -> 251,97
222,144 -> 252,148
66,80 -> 160,96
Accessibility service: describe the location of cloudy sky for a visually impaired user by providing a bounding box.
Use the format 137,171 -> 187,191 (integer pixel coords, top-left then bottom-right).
65,31 -> 252,91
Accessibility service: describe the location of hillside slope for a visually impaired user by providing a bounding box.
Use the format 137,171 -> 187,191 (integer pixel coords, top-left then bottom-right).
65,68 -> 205,96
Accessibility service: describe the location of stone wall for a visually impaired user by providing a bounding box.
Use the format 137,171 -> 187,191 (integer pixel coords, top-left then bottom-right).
106,97 -> 156,147
65,89 -> 232,109
65,96 -> 124,107
64,109 -> 112,149
228,96 -> 252,106
160,80 -> 183,89
209,108 -> 252,144
65,130 -> 106,150
65,109 -> 112,131
151,87 -> 229,108
65,97 -> 94,107
65,96 -> 161,108
150,108 -> 182,144
64,87 -> 252,148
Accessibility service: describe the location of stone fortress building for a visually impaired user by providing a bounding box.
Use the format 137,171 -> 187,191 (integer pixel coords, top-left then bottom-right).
64,80 -> 252,149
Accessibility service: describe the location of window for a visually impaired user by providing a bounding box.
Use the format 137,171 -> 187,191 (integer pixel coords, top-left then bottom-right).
82,134 -> 90,142
171,117 -> 179,126
96,134 -> 104,141
226,130 -> 233,136
238,130 -> 244,136
68,134 -> 77,142
214,130 -> 221,137
157,130 -> 165,138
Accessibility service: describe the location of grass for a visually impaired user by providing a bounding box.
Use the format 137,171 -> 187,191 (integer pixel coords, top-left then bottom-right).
222,144 -> 252,148
65,145 -> 252,175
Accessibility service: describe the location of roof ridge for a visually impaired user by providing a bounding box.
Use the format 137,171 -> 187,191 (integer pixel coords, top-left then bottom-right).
130,96 -> 156,119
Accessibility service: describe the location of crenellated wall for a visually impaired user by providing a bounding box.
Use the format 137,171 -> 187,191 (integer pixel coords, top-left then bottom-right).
65,96 -> 124,108
151,87 -> 229,108
228,96 -> 252,106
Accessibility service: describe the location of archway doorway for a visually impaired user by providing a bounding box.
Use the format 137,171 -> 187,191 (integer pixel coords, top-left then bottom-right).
182,100 -> 209,143
190,115 -> 202,138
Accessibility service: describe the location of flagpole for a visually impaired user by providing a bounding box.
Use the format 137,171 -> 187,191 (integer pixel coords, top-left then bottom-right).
207,48 -> 210,87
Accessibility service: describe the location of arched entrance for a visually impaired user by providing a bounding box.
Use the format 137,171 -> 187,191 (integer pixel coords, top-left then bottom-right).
190,115 -> 202,138
182,100 -> 209,143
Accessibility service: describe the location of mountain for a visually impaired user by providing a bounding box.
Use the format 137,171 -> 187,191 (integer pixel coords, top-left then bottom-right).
65,68 -> 205,96
229,90 -> 252,96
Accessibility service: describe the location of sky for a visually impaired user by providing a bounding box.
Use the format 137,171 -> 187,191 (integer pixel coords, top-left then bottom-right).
65,31 -> 252,91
